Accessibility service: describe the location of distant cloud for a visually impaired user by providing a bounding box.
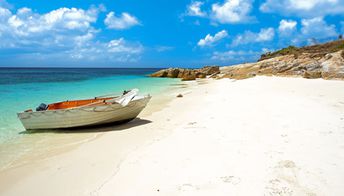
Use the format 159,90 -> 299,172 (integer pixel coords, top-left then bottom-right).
107,38 -> 143,54
104,11 -> 140,30
232,27 -> 275,46
277,17 -> 338,46
186,1 -> 207,17
7,38 -> 144,66
211,50 -> 260,62
300,17 -> 338,43
278,19 -> 297,36
0,0 -> 11,9
70,38 -> 143,62
184,0 -> 254,24
155,46 -> 174,52
211,0 -> 254,24
260,0 -> 344,17
198,30 -> 228,47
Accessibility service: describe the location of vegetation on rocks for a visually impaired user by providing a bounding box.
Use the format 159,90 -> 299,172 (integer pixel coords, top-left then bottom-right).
259,40 -> 344,61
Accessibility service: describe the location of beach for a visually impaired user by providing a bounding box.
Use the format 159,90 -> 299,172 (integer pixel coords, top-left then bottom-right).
0,76 -> 344,195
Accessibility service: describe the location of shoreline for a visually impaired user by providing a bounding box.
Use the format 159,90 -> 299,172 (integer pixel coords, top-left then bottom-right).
1,76 -> 344,195
0,80 -> 183,171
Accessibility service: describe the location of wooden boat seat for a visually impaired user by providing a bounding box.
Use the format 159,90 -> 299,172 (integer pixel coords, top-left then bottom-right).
47,97 -> 114,110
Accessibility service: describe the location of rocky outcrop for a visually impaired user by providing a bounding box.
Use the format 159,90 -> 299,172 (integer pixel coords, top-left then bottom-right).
150,41 -> 344,81
219,50 -> 344,80
258,40 -> 344,61
150,66 -> 220,81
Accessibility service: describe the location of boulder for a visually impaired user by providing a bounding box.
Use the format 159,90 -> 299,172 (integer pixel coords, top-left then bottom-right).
182,72 -> 196,81
150,70 -> 168,77
196,72 -> 207,78
150,66 -> 220,81
199,66 -> 220,75
166,68 -> 180,78
303,71 -> 322,79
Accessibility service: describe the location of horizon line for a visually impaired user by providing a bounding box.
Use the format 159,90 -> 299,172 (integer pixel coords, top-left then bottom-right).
0,67 -> 170,69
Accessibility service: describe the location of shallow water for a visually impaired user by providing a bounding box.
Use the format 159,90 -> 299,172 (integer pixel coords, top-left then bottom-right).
0,68 -> 180,170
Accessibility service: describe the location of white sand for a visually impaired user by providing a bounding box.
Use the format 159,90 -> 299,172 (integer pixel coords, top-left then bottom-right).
1,76 -> 344,195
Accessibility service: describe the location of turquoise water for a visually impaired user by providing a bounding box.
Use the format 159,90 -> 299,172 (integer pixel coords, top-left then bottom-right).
0,68 -> 178,143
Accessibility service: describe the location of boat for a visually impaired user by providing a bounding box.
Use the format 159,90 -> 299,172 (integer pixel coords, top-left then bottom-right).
17,89 -> 151,130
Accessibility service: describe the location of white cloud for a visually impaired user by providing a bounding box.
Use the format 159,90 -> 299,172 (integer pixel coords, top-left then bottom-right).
70,38 -> 143,62
104,11 -> 140,30
278,17 -> 338,45
10,37 -> 144,65
300,17 -> 337,40
107,38 -> 142,54
0,6 -> 100,49
260,0 -> 344,17
211,0 -> 254,24
0,6 -> 143,63
187,1 -> 207,17
278,19 -> 297,36
198,30 -> 228,47
232,27 -> 275,46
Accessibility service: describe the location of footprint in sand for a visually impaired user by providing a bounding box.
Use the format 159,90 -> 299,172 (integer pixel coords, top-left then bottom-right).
266,178 -> 294,195
265,160 -> 317,196
185,122 -> 206,130
278,160 -> 296,168
178,184 -> 199,191
220,176 -> 241,185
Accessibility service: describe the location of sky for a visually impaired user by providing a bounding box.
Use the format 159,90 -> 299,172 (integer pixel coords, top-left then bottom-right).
0,0 -> 343,68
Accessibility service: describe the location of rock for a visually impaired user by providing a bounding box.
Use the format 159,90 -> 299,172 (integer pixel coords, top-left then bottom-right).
198,66 -> 220,75
182,73 -> 196,81
220,49 -> 344,80
166,68 -> 180,78
150,41 -> 344,81
303,71 -> 322,79
325,54 -> 333,60
150,66 -> 220,80
176,94 -> 183,98
196,72 -> 207,78
150,70 -> 168,77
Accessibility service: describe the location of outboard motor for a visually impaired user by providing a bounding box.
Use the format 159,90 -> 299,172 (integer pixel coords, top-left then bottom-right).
123,90 -> 130,95
36,103 -> 48,111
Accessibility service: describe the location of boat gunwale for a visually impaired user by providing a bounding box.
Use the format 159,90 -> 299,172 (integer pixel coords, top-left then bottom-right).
17,94 -> 151,116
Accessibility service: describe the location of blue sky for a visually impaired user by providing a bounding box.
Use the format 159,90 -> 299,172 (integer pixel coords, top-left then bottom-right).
0,0 -> 343,67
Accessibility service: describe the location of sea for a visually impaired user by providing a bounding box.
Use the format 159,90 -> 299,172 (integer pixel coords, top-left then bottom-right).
0,68 -> 179,145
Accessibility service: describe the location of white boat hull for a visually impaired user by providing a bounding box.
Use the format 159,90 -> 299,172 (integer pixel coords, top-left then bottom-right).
17,96 -> 151,130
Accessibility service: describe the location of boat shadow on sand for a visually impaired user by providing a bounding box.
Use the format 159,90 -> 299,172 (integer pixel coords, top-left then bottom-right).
19,118 -> 152,134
